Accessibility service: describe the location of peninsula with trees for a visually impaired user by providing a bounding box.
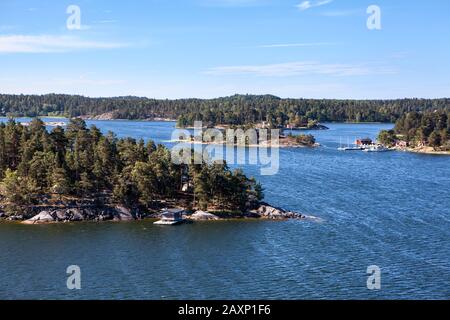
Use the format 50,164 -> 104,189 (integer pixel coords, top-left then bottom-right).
378,111 -> 450,154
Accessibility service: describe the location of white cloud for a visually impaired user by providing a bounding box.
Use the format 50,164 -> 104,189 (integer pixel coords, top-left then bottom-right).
95,20 -> 118,24
198,0 -> 271,7
320,9 -> 361,17
0,35 -> 128,53
390,52 -> 409,59
205,61 -> 396,77
77,25 -> 93,31
296,0 -> 333,11
258,42 -> 335,48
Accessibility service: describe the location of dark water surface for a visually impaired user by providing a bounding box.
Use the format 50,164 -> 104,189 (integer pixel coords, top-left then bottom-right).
0,119 -> 449,299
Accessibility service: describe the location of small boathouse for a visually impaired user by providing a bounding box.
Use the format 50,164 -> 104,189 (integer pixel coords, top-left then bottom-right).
154,208 -> 186,225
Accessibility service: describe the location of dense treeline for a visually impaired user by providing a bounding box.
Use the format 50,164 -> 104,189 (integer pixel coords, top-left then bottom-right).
378,111 -> 450,150
1,94 -> 449,127
0,118 -> 263,215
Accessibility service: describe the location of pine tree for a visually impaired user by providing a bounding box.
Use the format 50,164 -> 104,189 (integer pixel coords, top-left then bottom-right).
51,166 -> 70,201
0,125 -> 6,179
4,119 -> 21,169
429,131 -> 441,148
50,126 -> 68,166
79,172 -> 94,196
28,151 -> 55,191
131,161 -> 155,206
193,166 -> 211,211
1,169 -> 38,215
113,167 -> 139,208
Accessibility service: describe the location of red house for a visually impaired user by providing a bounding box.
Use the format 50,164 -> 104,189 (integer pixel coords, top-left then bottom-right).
356,138 -> 373,146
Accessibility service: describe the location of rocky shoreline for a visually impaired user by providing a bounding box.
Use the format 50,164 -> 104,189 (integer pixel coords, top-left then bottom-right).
0,202 -> 307,225
283,124 -> 329,131
80,113 -> 176,122
394,146 -> 450,155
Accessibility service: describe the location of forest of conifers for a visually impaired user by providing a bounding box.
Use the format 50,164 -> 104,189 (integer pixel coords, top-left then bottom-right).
0,118 -> 263,215
378,111 -> 450,150
1,94 -> 449,127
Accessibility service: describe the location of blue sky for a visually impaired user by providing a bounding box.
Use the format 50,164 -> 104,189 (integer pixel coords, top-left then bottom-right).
0,0 -> 449,99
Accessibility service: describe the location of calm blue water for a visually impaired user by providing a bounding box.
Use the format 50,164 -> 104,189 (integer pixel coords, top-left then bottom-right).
0,119 -> 449,300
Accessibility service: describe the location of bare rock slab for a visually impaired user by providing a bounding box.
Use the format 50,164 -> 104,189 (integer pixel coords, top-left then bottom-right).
23,211 -> 55,224
188,211 -> 220,221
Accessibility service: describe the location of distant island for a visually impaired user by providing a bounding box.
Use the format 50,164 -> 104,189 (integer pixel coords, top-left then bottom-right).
0,118 -> 306,224
378,111 -> 450,155
172,127 -> 319,148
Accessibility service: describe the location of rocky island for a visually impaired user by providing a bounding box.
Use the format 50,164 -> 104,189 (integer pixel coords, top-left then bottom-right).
171,125 -> 319,148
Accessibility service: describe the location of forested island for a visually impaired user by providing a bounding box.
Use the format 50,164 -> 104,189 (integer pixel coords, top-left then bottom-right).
173,129 -> 318,148
378,111 -> 450,154
0,118 -> 304,223
1,94 -> 449,128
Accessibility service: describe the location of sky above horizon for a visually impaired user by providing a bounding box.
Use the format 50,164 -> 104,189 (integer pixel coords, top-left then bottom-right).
0,0 -> 449,99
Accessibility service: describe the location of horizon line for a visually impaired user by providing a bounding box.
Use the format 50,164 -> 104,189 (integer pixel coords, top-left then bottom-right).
0,92 -> 449,101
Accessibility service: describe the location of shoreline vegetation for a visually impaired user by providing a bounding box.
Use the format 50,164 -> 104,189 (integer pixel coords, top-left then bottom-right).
0,118 -> 306,225
79,113 -> 177,122
1,94 -> 449,126
395,146 -> 450,155
378,111 -> 450,155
